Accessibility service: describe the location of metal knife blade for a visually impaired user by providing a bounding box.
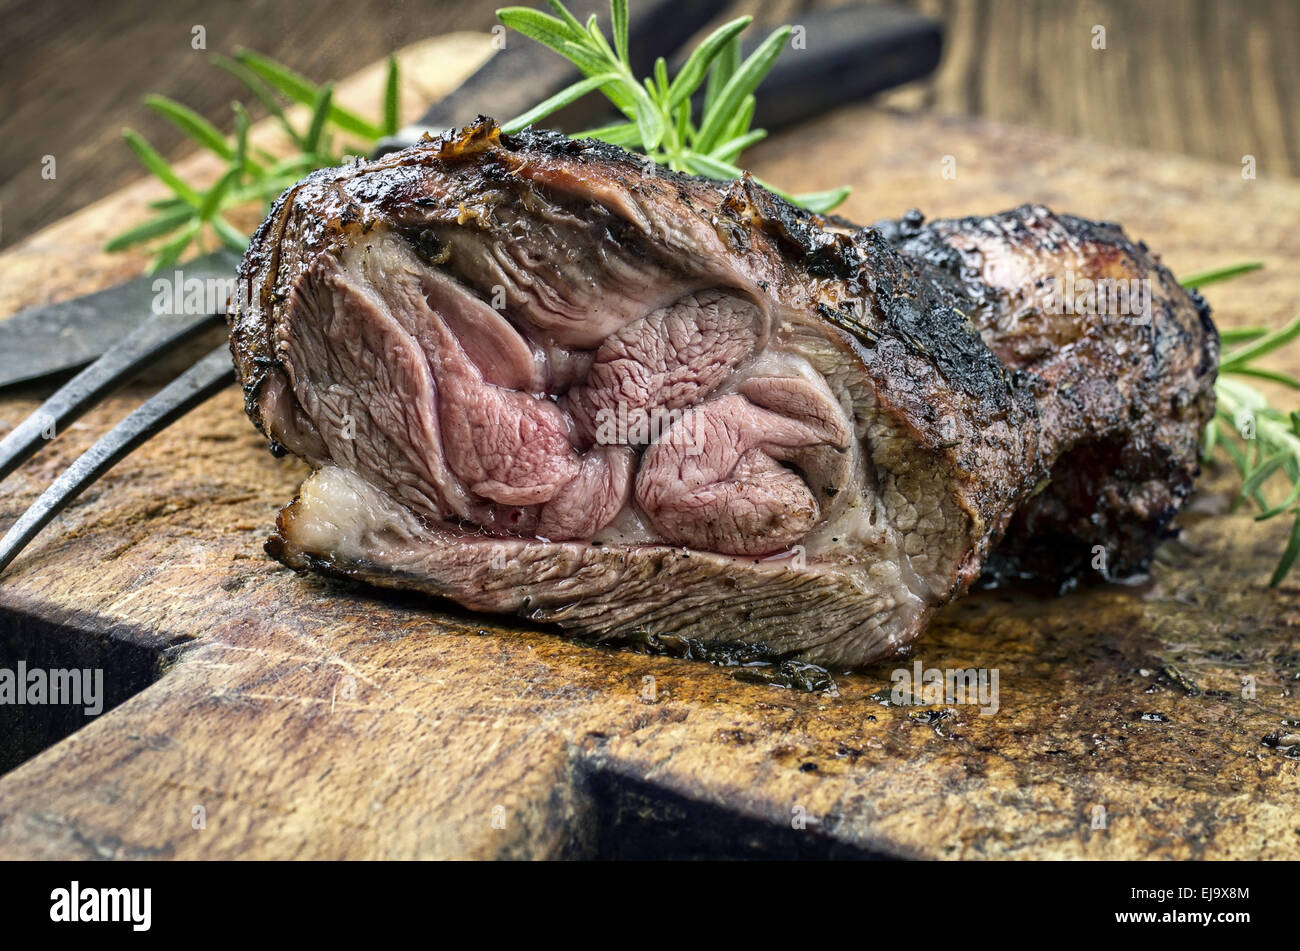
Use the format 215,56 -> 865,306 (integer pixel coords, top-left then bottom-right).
0,250 -> 239,388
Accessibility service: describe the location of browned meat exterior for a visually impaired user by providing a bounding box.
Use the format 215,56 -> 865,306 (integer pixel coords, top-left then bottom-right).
228,118 -> 1215,667
879,209 -> 1218,587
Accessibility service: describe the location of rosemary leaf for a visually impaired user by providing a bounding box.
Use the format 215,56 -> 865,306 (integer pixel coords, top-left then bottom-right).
585,14 -> 615,62
1256,478 -> 1300,520
1221,313 -> 1300,371
719,95 -> 756,145
704,35 -> 741,117
1180,261 -> 1264,288
546,0 -> 588,39
214,54 -> 305,150
1219,327 -> 1268,345
711,129 -> 767,164
232,102 -> 253,175
148,196 -> 188,210
122,130 -> 202,207
1202,417 -> 1219,460
197,167 -> 241,222
383,56 -> 400,137
611,0 -> 630,65
102,206 -> 195,252
1239,450 -> 1292,501
1268,509 -> 1300,586
573,120 -> 641,148
1225,365 -> 1300,390
497,9 -> 577,53
653,57 -> 669,101
144,95 -> 233,160
304,83 -> 335,153
791,187 -> 854,215
149,220 -> 200,272
502,73 -> 622,134
695,26 -> 791,153
235,48 -> 383,141
667,17 -> 751,110
210,215 -> 251,253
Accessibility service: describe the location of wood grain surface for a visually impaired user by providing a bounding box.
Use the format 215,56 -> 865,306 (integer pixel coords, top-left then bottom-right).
0,33 -> 1297,860
893,0 -> 1300,178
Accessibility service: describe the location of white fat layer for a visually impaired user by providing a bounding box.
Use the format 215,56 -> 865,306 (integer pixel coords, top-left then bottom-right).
290,466 -> 423,563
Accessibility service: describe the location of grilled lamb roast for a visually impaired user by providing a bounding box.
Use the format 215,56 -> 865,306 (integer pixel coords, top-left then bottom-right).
228,118 -> 1216,667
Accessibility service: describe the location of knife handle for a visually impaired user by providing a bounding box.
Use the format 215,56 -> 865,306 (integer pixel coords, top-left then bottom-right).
373,0 -> 732,154
557,4 -> 944,139
744,4 -> 943,133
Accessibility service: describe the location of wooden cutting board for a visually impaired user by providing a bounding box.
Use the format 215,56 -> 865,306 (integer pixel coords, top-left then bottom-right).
0,34 -> 1297,860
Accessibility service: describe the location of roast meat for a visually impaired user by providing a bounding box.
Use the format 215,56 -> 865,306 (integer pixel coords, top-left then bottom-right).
229,119 -> 1216,666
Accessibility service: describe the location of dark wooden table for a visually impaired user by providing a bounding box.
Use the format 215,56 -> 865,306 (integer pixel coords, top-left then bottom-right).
2,0 -> 1298,251
0,3 -> 1297,860
0,29 -> 1297,859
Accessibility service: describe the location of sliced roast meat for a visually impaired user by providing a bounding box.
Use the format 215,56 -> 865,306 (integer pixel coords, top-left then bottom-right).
229,118 -> 1216,667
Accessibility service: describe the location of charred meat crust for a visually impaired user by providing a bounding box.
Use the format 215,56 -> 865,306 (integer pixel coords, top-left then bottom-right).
882,205 -> 1217,584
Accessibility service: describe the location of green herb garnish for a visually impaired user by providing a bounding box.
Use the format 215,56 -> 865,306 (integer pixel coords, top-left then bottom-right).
107,51 -> 400,272
496,0 -> 851,214
1185,264 -> 1300,584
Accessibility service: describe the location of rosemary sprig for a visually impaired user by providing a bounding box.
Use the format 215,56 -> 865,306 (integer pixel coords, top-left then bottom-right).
496,0 -> 851,214
107,51 -> 400,272
1185,264 -> 1300,584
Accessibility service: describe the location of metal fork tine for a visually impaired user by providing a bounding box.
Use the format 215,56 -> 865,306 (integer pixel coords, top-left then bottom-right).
0,345 -> 234,575
0,310 -> 222,482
